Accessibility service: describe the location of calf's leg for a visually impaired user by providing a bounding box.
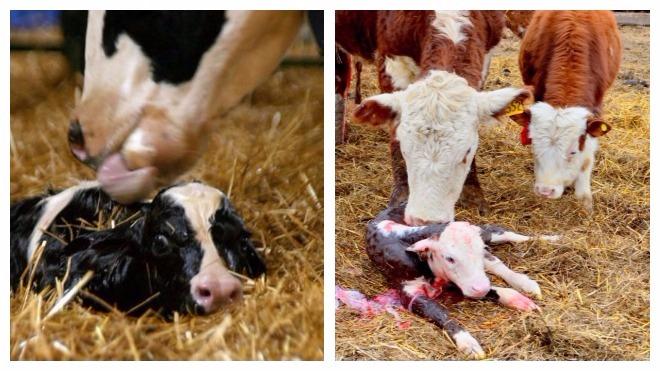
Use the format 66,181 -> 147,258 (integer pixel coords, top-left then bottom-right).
484,251 -> 541,298
400,281 -> 485,359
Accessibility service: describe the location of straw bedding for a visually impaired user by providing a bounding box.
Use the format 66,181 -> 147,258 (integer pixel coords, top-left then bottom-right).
335,26 -> 649,360
10,42 -> 323,360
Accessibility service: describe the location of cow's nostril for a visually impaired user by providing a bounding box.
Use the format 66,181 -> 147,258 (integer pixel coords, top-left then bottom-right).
198,287 -> 212,298
68,120 -> 88,161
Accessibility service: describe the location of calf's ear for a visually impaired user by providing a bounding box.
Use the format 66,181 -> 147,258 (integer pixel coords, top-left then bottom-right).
406,238 -> 434,260
586,117 -> 612,137
352,93 -> 401,128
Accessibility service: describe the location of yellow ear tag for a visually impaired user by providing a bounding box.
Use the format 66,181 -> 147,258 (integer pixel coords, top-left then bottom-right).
503,99 -> 526,117
600,123 -> 609,132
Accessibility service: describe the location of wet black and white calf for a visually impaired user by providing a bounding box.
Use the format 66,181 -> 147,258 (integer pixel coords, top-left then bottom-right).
366,205 -> 554,358
10,181 -> 265,316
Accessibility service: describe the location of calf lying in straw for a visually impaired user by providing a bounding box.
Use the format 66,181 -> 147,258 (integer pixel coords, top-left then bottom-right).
366,205 -> 551,358
11,181 -> 265,316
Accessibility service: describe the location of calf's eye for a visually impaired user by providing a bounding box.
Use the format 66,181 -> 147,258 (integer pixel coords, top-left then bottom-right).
445,256 -> 455,264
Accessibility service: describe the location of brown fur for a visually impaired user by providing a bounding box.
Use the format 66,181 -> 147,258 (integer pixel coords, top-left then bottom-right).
505,11 -> 535,38
519,11 -> 622,116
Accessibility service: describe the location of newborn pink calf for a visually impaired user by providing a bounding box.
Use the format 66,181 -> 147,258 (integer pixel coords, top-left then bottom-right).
364,204 -> 552,359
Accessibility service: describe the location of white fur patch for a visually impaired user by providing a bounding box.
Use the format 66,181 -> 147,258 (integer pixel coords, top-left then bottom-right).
27,181 -> 100,259
376,220 -> 424,238
432,11 -> 472,44
164,183 -> 226,270
480,50 -> 493,88
402,276 -> 431,297
384,55 -> 421,90
489,231 -> 530,244
379,71 -> 526,223
528,102 -> 598,199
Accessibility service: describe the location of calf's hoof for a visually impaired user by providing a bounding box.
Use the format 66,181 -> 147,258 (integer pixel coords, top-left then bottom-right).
495,287 -> 539,312
510,274 -> 542,299
453,330 -> 486,359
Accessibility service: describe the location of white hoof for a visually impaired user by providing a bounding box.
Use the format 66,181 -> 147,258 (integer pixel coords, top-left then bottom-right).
510,273 -> 542,299
453,330 -> 485,359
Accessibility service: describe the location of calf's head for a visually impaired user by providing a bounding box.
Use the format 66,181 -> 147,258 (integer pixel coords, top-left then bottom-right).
142,182 -> 266,314
515,102 -> 611,199
406,221 -> 490,298
354,70 -> 532,224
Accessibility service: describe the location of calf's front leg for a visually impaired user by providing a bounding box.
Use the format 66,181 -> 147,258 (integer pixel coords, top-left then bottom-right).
489,286 -> 539,312
401,282 -> 485,359
484,251 -> 541,298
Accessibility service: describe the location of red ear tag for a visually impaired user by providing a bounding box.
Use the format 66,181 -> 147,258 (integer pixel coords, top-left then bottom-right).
520,123 -> 532,146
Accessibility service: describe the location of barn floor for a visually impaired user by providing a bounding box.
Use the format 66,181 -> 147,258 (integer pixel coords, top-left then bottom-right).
10,45 -> 323,359
335,26 -> 649,360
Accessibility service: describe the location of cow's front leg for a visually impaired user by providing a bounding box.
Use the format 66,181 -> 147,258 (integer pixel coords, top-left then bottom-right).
401,281 -> 485,359
484,252 -> 541,298
489,286 -> 539,312
574,160 -> 594,212
388,140 -> 409,207
458,157 -> 489,215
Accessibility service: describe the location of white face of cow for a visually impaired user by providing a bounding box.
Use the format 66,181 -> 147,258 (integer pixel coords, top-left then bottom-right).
527,102 -> 610,206
407,222 -> 490,298
71,11 -> 302,203
353,71 -> 532,224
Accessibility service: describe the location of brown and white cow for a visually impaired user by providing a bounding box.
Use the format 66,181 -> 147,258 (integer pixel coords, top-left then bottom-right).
336,11 -> 531,224
513,11 -> 622,210
69,11 -> 311,204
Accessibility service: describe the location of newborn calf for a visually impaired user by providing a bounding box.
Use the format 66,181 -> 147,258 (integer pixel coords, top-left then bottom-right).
11,181 -> 265,316
366,205 -> 541,358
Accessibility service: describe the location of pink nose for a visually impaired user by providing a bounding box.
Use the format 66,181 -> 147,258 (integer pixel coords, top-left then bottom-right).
535,185 -> 556,198
468,282 -> 491,298
191,273 -> 242,314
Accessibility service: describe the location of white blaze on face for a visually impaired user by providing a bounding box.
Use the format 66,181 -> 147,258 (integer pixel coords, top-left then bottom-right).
432,11 -> 472,44
407,221 -> 490,298
27,181 -> 100,259
362,71 -> 530,224
528,102 -> 598,200
163,183 -> 228,274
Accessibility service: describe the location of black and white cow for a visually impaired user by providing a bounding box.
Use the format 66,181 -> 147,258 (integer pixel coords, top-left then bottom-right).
11,181 -> 265,315
68,11 -> 322,203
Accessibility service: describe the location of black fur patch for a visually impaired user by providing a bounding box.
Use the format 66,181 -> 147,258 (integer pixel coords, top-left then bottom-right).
102,11 -> 226,84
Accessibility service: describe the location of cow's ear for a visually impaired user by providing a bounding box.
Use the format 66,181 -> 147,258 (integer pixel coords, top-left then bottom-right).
352,93 -> 401,128
586,117 -> 612,137
479,85 -> 534,123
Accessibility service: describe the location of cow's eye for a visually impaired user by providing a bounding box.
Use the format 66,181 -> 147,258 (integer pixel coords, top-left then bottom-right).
445,256 -> 455,264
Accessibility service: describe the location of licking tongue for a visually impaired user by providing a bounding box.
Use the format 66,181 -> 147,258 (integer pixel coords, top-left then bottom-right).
97,153 -> 157,204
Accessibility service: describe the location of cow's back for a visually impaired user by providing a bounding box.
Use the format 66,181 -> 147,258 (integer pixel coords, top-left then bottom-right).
519,10 -> 622,113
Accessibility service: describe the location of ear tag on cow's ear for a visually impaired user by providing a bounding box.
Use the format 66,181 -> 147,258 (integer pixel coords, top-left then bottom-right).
503,99 -> 526,117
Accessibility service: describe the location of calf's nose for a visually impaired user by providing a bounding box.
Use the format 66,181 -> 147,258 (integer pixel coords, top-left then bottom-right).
191,273 -> 243,314
535,185 -> 556,198
68,119 -> 88,162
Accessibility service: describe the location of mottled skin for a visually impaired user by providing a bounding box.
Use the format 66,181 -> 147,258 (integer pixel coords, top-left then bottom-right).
365,205 -> 509,347
365,204 -> 540,357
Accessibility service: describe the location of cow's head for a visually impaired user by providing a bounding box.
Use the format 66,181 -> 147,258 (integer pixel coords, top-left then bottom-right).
353,70 -> 532,224
142,182 -> 265,314
407,221 -> 490,298
513,102 -> 611,200
69,11 -> 302,203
